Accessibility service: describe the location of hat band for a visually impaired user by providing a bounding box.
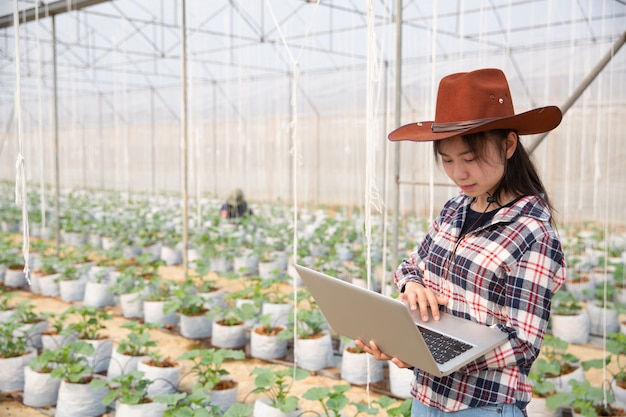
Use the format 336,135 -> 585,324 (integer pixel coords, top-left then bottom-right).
431,116 -> 502,133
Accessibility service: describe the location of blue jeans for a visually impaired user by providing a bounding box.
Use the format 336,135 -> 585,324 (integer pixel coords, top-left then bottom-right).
411,399 -> 525,417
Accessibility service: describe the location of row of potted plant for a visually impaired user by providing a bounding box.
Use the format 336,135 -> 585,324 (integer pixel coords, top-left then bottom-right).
2,182 -> 626,416
0,178 -> 392,281
1,279 -> 413,417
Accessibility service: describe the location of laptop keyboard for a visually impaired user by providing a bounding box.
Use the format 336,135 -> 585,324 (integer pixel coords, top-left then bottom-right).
417,326 -> 473,364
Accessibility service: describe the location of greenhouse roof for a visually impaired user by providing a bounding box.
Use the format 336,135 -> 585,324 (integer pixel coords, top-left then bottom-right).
1,0 -> 624,118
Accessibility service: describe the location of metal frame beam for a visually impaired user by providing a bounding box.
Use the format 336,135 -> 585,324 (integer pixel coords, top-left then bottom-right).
0,0 -> 111,29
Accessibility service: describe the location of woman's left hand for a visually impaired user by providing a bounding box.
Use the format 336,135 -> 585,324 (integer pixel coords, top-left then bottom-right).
355,339 -> 414,368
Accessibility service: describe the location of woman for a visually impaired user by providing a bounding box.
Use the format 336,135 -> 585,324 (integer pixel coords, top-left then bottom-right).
356,68 -> 566,417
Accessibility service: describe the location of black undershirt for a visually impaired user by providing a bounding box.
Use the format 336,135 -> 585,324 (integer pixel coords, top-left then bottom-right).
461,206 -> 497,236
461,196 -> 524,236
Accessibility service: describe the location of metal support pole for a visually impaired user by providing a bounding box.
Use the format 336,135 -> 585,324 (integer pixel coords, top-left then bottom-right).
213,81 -> 217,197
180,0 -> 189,277
52,15 -> 61,253
391,0 -> 403,273
99,93 -> 104,189
151,87 -> 155,195
528,30 -> 626,154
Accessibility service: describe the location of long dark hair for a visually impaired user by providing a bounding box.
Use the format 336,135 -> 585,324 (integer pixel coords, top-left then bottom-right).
433,129 -> 556,222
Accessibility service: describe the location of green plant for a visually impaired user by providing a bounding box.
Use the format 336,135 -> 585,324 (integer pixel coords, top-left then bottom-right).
159,225 -> 182,248
0,287 -> 16,311
289,289 -> 328,339
177,348 -> 245,391
528,363 -> 558,399
292,307 -> 327,339
164,282 -> 209,316
154,387 -> 219,416
28,348 -> 60,373
260,275 -> 292,305
249,365 -> 309,413
209,303 -> 257,326
583,285 -> 626,311
35,254 -> 61,276
116,321 -> 158,356
2,250 -> 24,269
607,332 -> 626,384
224,275 -> 265,306
109,253 -> 165,295
145,350 -> 178,368
90,267 -> 111,283
0,234 -> 19,265
109,265 -> 147,295
155,387 -> 253,417
303,384 -> 379,417
12,300 -> 43,324
92,247 -> 123,268
145,278 -> 174,302
190,259 -> 221,292
373,396 -> 412,417
42,309 -> 71,335
343,337 -> 365,354
254,313 -> 291,339
0,319 -> 29,358
547,379 -> 616,417
50,341 -> 95,383
66,305 -> 113,340
90,370 -> 153,405
578,331 -> 626,397
56,258 -> 88,282
551,290 -> 584,315
528,335 -> 580,398
55,245 -> 91,274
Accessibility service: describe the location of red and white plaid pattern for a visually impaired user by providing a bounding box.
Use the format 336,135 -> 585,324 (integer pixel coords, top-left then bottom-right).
395,194 -> 566,413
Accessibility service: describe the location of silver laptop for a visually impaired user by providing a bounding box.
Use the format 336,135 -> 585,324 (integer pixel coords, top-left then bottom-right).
294,264 -> 508,377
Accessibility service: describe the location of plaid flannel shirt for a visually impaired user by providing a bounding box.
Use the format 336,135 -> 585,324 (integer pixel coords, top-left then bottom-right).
394,194 -> 566,413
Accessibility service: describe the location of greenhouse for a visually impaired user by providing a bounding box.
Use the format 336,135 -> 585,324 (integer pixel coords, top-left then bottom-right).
0,0 -> 625,416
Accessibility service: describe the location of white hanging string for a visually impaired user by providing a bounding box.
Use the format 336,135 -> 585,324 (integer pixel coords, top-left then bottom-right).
428,1 -> 438,221
36,2 -> 47,232
578,0 -> 591,215
577,75 -> 588,214
592,93 -> 602,221
236,8 -> 244,195
599,0 -> 613,403
381,60 -> 393,298
363,0 -> 387,402
265,0 -> 320,373
13,0 -> 31,284
562,3 -> 577,226
189,47 -> 199,227
540,0 -> 552,207
477,0 -> 485,67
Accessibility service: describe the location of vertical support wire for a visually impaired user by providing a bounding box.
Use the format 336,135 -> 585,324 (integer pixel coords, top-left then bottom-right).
36,2 -> 47,234
428,1 -> 438,222
364,0 -> 378,401
181,0 -> 189,278
266,0 -> 320,373
13,0 -> 31,284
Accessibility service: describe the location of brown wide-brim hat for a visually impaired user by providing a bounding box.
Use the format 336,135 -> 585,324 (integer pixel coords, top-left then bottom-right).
388,68 -> 563,142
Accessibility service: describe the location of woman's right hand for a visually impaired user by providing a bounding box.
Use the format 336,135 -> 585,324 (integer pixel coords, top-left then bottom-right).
399,281 -> 448,322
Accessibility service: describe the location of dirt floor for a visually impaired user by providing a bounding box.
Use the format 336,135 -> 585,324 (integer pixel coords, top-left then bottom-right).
0,266 -> 408,417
